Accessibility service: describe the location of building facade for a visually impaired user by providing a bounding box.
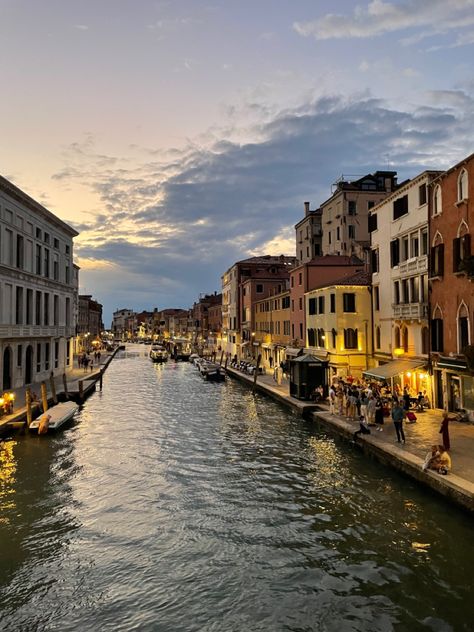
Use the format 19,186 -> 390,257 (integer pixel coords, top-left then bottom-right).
295,202 -> 322,265
429,153 -> 474,414
78,294 -> 103,350
254,288 -> 291,370
0,175 -> 78,389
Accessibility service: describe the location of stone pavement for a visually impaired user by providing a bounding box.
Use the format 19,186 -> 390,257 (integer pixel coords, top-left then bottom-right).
227,366 -> 474,510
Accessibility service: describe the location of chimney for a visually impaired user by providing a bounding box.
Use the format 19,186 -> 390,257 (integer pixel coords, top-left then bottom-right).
304,201 -> 310,216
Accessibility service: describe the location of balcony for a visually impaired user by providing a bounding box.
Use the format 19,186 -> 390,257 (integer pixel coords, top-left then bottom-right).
0,325 -> 75,338
392,302 -> 428,320
394,255 -> 428,277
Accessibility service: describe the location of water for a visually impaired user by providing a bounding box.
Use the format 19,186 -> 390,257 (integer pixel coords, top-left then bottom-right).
0,345 -> 473,631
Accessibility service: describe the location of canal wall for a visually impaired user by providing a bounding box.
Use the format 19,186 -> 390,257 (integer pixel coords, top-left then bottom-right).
226,366 -> 474,514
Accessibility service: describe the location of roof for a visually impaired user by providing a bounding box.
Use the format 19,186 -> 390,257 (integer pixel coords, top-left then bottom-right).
290,353 -> 328,365
327,270 -> 371,287
363,358 -> 426,380
291,254 -> 364,272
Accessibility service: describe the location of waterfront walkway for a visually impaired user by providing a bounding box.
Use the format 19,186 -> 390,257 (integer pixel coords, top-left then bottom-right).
0,350 -> 115,433
227,366 -> 474,512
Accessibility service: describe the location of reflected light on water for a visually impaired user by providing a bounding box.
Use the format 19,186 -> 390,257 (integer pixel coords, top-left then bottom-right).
0,440 -> 17,521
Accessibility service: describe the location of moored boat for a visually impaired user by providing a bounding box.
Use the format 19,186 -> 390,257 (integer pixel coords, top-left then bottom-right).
29,401 -> 79,433
150,345 -> 169,362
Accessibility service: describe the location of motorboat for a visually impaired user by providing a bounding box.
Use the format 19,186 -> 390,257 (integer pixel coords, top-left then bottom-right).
29,401 -> 79,433
150,345 -> 168,362
196,358 -> 226,381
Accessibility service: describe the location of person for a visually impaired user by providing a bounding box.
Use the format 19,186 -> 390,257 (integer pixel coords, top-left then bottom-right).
391,401 -> 406,443
337,388 -> 344,415
353,417 -> 371,440
374,397 -> 384,430
403,386 -> 411,411
422,445 -> 441,471
348,391 -> 358,421
416,392 -> 424,412
439,413 -> 451,451
360,392 -> 369,424
425,445 -> 452,474
367,395 -> 377,427
328,385 -> 336,414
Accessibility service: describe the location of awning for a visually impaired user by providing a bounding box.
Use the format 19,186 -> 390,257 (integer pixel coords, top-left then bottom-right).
285,347 -> 302,357
363,359 -> 426,381
261,343 -> 275,349
436,356 -> 468,370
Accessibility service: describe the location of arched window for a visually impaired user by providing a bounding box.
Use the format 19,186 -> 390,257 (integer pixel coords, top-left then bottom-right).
453,221 -> 471,273
421,326 -> 429,355
458,169 -> 468,202
431,231 -> 444,277
457,302 -> 470,352
433,185 -> 442,215
375,326 -> 381,350
394,326 -> 400,349
402,326 -> 409,353
432,305 -> 444,352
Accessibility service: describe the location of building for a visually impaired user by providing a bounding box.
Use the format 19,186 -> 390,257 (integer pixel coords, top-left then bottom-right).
112,308 -> 134,338
289,255 -> 366,351
366,171 -> 441,396
78,294 -> 103,350
429,153 -> 474,414
0,175 -> 78,389
321,171 -> 398,259
191,292 -> 222,349
295,202 -> 322,265
305,271 -> 372,379
254,288 -> 291,370
221,255 -> 296,358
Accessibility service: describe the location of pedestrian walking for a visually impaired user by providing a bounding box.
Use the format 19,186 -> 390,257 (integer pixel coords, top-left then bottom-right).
392,401 -> 406,443
439,413 -> 451,451
328,385 -> 336,414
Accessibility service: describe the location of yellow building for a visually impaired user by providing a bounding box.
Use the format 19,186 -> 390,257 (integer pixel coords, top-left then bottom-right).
254,289 -> 291,370
305,271 -> 372,379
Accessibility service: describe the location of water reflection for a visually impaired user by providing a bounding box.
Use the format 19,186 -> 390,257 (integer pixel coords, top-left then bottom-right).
0,349 -> 473,631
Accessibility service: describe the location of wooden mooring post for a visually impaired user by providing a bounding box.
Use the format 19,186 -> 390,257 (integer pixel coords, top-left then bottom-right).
78,380 -> 84,402
62,373 -> 69,399
40,382 -> 48,413
220,350 -> 224,367
253,354 -> 261,392
49,371 -> 58,404
224,353 -> 229,372
26,388 -> 32,428
99,369 -> 104,391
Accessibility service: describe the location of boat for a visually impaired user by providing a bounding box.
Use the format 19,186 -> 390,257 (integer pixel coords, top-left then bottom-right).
196,358 -> 226,381
150,345 -> 168,363
29,401 -> 79,433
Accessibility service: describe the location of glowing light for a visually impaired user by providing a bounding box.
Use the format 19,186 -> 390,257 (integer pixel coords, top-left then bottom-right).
406,372 -> 412,378
394,347 -> 404,357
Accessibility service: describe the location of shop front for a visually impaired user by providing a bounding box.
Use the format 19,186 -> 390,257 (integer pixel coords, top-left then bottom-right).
433,357 -> 474,417
364,358 -> 429,402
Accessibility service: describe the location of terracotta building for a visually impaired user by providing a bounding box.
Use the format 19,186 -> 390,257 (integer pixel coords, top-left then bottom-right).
429,153 -> 474,415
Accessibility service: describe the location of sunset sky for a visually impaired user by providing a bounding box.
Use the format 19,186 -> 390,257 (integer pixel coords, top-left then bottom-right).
2,0 -> 474,325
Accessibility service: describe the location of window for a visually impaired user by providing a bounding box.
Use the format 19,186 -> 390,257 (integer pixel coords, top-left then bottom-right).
375,326 -> 381,349
299,297 -> 303,310
65,297 -> 71,326
44,293 -> 49,326
45,342 -> 50,371
54,295 -> 59,325
54,341 -> 59,369
15,286 -> 23,325
430,243 -> 444,277
36,227 -> 42,239
394,281 -> 400,305
307,328 -> 315,347
26,289 -> 33,325
291,299 -> 294,312
331,328 -> 337,348
402,327 -> 408,353
393,195 -> 408,220
348,201 -> 357,215
298,272 -> 302,285
348,225 -> 355,239
458,169 -> 468,202
44,232 -> 50,244
17,344 -> 23,368
453,234 -> 471,272
330,293 -> 336,313
344,328 -> 358,349
421,326 -> 429,355
282,296 -> 290,309
291,276 -> 294,288
421,228 -> 428,255
36,343 -> 42,373
409,277 -> 419,303
35,244 -> 41,275
458,303 -> 470,352
368,200 -> 375,210
401,279 -> 409,303
410,233 -> 419,258
317,328 -> 325,347
35,291 -> 41,325
336,227 -> 340,240
371,249 -> 379,273
368,213 -> 378,232
54,237 -> 59,249
328,231 -> 332,245
343,293 -> 356,312
16,234 -> 24,269
43,248 -> 50,277
394,326 -> 401,349
318,296 -> 325,314
374,286 -> 380,310
256,284 -> 263,293
309,298 -> 317,315
433,185 -> 442,215
390,239 -> 400,267
401,235 -> 409,261
419,183 -> 427,205
65,244 -> 70,254
432,319 -> 443,352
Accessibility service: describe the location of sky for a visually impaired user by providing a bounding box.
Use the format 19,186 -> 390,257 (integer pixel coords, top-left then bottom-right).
1,0 -> 474,326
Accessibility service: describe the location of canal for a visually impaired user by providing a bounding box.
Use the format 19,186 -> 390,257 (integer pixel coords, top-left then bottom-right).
0,345 -> 473,631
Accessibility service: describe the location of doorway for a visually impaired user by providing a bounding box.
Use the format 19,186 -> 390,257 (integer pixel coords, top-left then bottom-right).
25,345 -> 33,385
2,347 -> 12,390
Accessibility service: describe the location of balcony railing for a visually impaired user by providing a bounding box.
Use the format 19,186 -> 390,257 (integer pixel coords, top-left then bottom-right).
394,255 -> 428,277
392,302 -> 429,320
0,325 -> 75,338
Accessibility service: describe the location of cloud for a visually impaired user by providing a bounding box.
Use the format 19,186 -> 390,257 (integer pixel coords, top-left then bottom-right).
293,0 -> 474,42
54,92 -> 474,322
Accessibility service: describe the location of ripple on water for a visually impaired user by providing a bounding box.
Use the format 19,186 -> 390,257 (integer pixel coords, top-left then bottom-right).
0,348 -> 472,631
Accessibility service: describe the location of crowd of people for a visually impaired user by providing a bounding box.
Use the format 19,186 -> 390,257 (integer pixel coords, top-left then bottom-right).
78,349 -> 102,372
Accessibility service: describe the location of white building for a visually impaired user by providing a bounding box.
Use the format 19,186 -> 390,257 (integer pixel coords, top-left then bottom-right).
366,171 -> 441,395
0,175 -> 78,390
112,308 -> 134,338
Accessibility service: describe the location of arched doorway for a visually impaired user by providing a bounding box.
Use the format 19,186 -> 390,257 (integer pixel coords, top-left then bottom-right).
2,347 -> 12,391
25,345 -> 34,385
